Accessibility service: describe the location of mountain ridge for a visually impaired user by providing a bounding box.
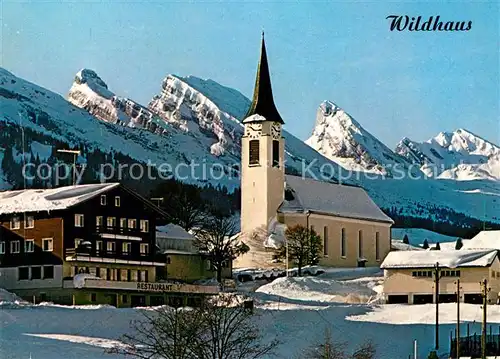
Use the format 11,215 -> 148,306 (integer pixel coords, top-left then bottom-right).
1,66 -> 499,238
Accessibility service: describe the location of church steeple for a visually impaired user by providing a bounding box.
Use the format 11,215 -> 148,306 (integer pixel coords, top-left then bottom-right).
243,33 -> 284,124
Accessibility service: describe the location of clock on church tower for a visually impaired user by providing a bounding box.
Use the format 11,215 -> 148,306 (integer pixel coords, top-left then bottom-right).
241,34 -> 285,235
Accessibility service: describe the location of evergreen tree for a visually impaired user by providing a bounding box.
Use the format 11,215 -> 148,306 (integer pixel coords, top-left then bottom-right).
427,350 -> 439,359
455,237 -> 463,250
422,239 -> 429,249
402,234 -> 410,244
435,242 -> 441,250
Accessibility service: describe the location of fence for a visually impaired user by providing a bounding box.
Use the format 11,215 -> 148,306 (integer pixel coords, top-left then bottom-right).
450,325 -> 500,358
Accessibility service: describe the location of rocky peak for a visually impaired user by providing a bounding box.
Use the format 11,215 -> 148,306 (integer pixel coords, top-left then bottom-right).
306,101 -> 411,176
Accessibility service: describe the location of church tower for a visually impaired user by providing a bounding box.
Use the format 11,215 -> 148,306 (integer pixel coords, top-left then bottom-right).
240,34 -> 285,235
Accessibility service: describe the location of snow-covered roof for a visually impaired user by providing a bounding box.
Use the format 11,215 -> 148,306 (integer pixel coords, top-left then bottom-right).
381,249 -> 498,269
0,183 -> 119,215
279,175 -> 393,224
462,230 -> 500,250
391,240 -> 423,251
156,224 -> 194,240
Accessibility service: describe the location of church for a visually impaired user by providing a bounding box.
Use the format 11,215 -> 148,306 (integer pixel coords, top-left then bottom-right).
235,35 -> 394,269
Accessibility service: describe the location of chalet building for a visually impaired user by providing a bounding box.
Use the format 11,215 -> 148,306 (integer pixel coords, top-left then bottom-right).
156,224 -> 232,283
381,249 -> 500,305
235,34 -> 393,269
0,183 -> 218,307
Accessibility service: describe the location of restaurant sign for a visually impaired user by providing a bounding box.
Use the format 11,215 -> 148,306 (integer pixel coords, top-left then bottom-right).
136,282 -> 176,292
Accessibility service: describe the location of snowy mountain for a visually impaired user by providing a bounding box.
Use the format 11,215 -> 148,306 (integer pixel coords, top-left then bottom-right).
67,69 -> 344,179
1,67 -> 499,237
305,101 -> 413,176
0,67 -> 241,191
395,129 -> 500,180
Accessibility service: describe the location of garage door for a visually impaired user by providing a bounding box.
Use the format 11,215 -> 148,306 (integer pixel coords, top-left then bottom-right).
387,295 -> 409,304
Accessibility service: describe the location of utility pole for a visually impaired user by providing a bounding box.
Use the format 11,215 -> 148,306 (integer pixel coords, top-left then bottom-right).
456,279 -> 461,359
481,278 -> 488,359
434,262 -> 440,350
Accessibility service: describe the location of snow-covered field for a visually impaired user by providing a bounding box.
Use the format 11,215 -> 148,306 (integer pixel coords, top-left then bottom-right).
1,268 -> 496,359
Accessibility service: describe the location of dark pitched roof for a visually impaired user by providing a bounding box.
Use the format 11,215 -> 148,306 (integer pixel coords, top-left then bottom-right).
278,175 -> 394,224
243,33 -> 284,124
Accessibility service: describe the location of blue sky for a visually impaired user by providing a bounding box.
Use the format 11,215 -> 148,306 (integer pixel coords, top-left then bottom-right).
1,1 -> 498,146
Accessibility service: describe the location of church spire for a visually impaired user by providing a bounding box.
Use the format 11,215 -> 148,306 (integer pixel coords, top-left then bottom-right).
243,33 -> 284,124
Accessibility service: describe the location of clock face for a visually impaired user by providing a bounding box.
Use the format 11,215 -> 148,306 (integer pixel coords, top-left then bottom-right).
271,123 -> 281,139
245,124 -> 262,139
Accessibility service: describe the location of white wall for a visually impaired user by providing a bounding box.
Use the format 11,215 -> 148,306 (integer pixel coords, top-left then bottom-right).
0,266 -> 63,290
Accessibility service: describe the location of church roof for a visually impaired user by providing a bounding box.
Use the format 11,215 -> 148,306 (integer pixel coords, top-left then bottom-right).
242,34 -> 284,124
278,175 -> 394,224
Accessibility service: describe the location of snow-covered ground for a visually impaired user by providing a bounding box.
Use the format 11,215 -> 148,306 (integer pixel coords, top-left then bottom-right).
1,267 -> 496,359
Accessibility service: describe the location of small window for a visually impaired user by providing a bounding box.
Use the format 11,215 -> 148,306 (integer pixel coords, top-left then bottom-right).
0,241 -> 5,254
167,257 -> 171,265
140,220 -> 149,233
249,140 -> 260,165
122,294 -> 128,303
43,266 -> 54,279
24,239 -> 34,253
74,238 -> 83,249
18,267 -> 29,280
140,243 -> 149,255
25,216 -> 35,229
120,218 -> 127,229
122,242 -> 131,254
107,217 -> 116,228
412,271 -> 417,277
375,232 -> 380,261
42,238 -> 53,252
128,219 -> 137,229
107,241 -> 116,253
31,266 -> 42,280
96,241 -> 103,253
341,228 -> 346,257
10,217 -> 20,230
10,241 -> 20,253
91,293 -> 97,302
96,216 -> 103,227
100,195 -> 106,205
75,214 -> 84,227
272,140 -> 280,167
115,196 -> 121,207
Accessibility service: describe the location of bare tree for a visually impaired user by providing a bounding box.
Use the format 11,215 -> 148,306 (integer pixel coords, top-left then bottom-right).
109,294 -> 279,359
194,294 -> 279,359
194,212 -> 249,283
351,341 -> 376,359
279,225 -> 322,276
300,328 -> 376,359
107,306 -> 205,359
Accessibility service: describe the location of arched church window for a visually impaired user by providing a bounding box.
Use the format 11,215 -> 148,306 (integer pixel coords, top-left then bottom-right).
341,228 -> 346,258
249,140 -> 260,165
358,230 -> 363,258
272,140 -> 280,167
